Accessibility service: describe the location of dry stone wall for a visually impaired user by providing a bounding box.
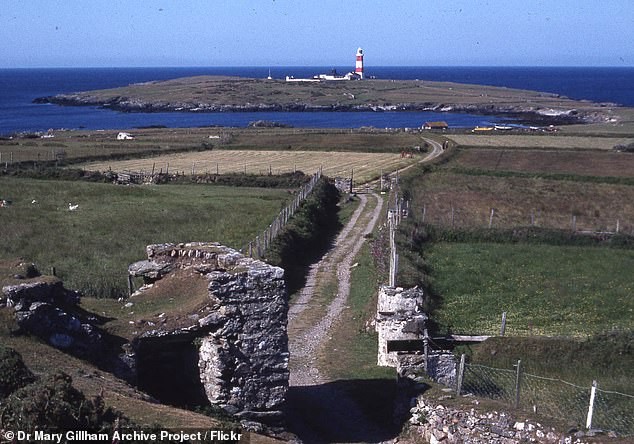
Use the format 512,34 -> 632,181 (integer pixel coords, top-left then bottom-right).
376,285 -> 427,367
129,242 -> 289,422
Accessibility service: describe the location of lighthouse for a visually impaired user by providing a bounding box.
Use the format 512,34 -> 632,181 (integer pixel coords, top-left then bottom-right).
355,47 -> 364,79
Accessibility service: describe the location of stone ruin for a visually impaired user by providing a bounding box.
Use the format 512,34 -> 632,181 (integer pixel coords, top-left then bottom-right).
128,242 -> 289,423
376,285 -> 456,386
2,276 -> 106,362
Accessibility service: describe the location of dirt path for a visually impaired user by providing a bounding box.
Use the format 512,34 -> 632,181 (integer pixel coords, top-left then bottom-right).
288,191 -> 383,386
285,191 -> 387,443
285,137 -> 443,442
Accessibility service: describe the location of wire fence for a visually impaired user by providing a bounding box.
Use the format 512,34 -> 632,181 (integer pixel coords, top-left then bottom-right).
456,358 -> 634,436
418,205 -> 633,235
242,170 -> 322,259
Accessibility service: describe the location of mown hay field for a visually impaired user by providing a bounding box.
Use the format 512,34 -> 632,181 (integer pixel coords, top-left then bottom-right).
450,149 -> 634,177
77,150 -> 419,183
0,128 -> 426,163
447,134 -> 634,150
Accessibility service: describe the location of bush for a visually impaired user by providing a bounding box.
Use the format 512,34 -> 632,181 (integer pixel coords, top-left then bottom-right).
1,371 -> 120,432
0,345 -> 36,400
613,142 -> 634,153
265,178 -> 341,293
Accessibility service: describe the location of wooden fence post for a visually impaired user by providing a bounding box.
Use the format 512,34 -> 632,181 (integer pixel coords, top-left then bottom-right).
489,208 -> 495,229
456,354 -> 466,396
586,380 -> 597,430
500,311 -> 507,336
423,328 -> 429,374
514,359 -> 523,409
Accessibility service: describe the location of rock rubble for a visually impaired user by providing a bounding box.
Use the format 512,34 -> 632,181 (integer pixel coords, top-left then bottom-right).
406,396 -> 615,444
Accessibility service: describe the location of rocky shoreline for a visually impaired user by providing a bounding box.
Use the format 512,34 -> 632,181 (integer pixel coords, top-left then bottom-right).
33,94 -> 607,126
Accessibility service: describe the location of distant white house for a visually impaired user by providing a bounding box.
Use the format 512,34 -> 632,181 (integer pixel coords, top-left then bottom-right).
117,132 -> 135,140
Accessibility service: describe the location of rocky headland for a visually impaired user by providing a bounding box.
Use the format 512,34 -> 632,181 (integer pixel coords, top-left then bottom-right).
34,76 -> 621,126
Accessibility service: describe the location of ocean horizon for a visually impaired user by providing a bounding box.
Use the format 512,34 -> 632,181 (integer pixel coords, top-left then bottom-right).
1,66 -> 633,134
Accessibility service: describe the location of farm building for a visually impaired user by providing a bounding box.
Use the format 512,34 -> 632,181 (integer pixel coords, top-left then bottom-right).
117,132 -> 135,140
422,121 -> 449,130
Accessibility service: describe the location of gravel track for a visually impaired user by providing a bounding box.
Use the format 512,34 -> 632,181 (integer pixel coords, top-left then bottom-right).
285,138 -> 442,442
289,191 -> 383,387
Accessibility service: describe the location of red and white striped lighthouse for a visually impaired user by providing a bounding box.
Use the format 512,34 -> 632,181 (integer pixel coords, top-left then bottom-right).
355,47 -> 364,79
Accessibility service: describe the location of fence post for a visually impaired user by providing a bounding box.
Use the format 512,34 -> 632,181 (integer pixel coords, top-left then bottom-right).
514,359 -> 522,409
423,328 -> 429,374
500,311 -> 507,336
489,208 -> 495,229
127,274 -> 134,297
586,380 -> 597,430
456,354 -> 466,396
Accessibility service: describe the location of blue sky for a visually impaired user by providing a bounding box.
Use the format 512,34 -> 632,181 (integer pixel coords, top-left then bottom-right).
2,0 -> 632,68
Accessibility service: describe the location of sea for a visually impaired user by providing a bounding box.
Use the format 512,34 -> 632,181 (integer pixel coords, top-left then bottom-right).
1,66 -> 633,135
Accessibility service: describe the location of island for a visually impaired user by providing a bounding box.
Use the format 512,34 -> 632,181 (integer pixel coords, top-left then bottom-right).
34,76 -> 622,125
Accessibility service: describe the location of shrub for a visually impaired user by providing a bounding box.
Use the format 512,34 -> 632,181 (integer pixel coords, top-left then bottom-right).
0,345 -> 36,400
265,178 -> 341,293
613,142 -> 634,153
1,371 -> 120,432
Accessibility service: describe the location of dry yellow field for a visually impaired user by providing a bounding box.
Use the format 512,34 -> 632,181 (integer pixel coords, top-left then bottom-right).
78,150 -> 419,183
447,134 -> 634,150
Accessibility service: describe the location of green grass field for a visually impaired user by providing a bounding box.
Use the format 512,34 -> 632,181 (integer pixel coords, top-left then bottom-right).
424,242 -> 634,336
0,177 -> 290,297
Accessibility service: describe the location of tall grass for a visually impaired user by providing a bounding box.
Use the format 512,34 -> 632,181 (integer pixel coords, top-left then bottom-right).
0,177 -> 289,298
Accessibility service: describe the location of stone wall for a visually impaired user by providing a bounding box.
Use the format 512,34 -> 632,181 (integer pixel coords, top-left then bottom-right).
2,277 -> 106,363
129,242 -> 289,422
376,285 -> 457,386
376,285 -> 427,367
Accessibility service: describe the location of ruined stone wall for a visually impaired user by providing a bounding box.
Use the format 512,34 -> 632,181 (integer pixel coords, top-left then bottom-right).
129,242 -> 289,422
376,285 -> 426,367
376,285 -> 457,386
